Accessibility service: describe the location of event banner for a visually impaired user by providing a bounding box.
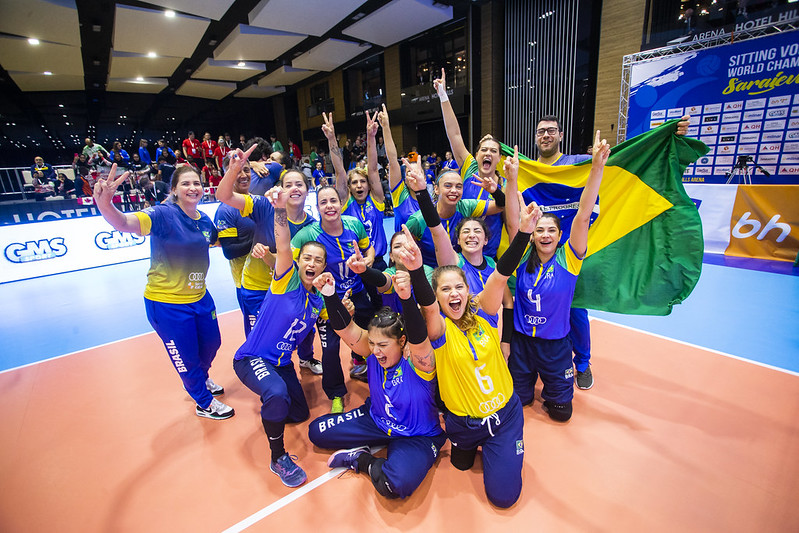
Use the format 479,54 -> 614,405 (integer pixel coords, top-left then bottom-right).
628,30 -> 799,184
684,184 -> 798,262
0,204 -> 220,284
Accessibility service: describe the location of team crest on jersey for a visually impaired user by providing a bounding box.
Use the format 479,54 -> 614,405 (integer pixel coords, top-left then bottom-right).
516,440 -> 524,455
565,367 -> 574,379
544,264 -> 555,280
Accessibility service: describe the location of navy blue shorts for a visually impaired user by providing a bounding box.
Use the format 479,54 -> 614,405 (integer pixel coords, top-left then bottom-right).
509,331 -> 574,405
309,398 -> 446,499
444,393 -> 524,508
569,307 -> 591,371
234,357 -> 309,424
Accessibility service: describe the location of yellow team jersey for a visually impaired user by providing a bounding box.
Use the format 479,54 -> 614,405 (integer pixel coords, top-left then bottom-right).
431,314 -> 513,417
228,255 -> 246,289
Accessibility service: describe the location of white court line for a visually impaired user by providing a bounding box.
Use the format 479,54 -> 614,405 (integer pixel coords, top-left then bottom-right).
589,316 -> 799,377
0,309 -> 239,376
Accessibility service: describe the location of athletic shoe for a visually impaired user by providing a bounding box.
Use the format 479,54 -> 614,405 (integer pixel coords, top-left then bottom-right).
270,453 -> 307,488
205,377 -> 225,396
575,366 -> 594,390
331,396 -> 344,414
349,363 -> 368,382
299,358 -> 323,375
327,446 -> 370,471
195,398 -> 235,420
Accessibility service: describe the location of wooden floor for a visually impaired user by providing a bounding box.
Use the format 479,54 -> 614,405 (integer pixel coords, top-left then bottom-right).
2,312 -> 798,532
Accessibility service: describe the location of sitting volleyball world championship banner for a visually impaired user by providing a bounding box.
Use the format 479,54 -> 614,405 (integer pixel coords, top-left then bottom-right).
627,29 -> 799,184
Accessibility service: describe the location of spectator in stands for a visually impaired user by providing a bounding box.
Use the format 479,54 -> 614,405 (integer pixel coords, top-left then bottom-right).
342,139 -> 353,170
213,135 -> 230,170
310,145 -> 319,167
110,141 -> 130,162
238,133 -> 247,150
156,139 -> 175,163
377,135 -> 387,168
224,132 -> 233,148
312,160 -> 325,187
82,137 -> 110,167
139,175 -> 169,206
56,172 -> 75,198
201,132 -> 217,168
182,131 -> 202,168
30,156 -> 57,192
112,151 -> 129,170
72,153 -> 92,197
129,152 -> 149,178
441,150 -> 459,172
174,149 -> 188,166
288,138 -> 301,164
156,155 -> 175,185
269,134 -> 284,152
138,139 -> 152,166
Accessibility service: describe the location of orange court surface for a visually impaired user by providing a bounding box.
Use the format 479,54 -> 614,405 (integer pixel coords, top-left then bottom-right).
2,312 -> 798,532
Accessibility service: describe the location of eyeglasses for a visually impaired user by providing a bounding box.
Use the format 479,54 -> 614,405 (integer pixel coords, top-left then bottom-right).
535,127 -> 559,137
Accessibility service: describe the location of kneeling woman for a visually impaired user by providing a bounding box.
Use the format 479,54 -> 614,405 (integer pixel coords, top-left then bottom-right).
233,186 -> 327,488
400,197 -> 537,507
308,271 -> 445,499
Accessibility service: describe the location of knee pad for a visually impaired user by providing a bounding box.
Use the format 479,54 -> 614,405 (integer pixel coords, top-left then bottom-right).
543,400 -> 572,422
450,446 -> 477,471
368,458 -> 398,499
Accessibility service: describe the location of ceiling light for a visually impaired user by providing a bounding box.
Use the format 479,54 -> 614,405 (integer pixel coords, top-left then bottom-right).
237,61 -> 246,67
147,52 -> 157,58
28,38 -> 40,45
165,10 -> 175,18
44,71 -> 52,75
58,104 -> 64,108
136,76 -> 144,81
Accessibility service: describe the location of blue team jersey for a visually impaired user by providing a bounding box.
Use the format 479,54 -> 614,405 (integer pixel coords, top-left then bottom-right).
390,178 -> 419,233
380,264 -> 435,313
240,194 -> 315,291
460,154 -> 503,258
343,193 -> 387,257
442,159 -> 459,172
523,153 -> 593,245
234,263 -> 324,366
291,215 -> 371,296
133,202 -> 217,304
404,199 -> 488,267
366,354 -> 442,437
458,254 -> 498,327
513,240 -> 583,339
214,202 -> 256,289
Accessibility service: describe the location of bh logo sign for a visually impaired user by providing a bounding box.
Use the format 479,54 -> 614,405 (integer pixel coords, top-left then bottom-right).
5,238 -> 67,263
95,231 -> 146,250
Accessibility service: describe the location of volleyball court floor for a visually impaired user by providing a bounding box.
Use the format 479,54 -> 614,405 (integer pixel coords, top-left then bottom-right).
2,242 -> 798,532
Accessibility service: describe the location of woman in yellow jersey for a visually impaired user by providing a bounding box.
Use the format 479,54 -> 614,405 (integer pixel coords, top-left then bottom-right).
398,192 -> 540,508
94,163 -> 233,420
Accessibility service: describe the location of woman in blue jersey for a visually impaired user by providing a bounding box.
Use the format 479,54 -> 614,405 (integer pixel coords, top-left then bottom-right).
399,193 -> 538,507
346,230 -> 434,314
214,155 -> 255,336
374,105 -> 418,233
291,186 -> 376,411
504,130 -> 610,422
93,163 -> 233,420
218,148 -> 322,374
233,184 -> 328,488
308,270 -> 445,500
434,68 -> 506,258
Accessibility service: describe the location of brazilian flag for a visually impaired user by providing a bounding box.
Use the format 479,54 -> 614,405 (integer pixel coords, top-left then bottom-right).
500,118 -> 707,315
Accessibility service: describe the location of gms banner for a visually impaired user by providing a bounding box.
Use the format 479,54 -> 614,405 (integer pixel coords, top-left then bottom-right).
685,184 -> 799,262
628,30 -> 799,184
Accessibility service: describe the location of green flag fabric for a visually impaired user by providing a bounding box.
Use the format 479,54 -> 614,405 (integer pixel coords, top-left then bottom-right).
501,119 -> 707,315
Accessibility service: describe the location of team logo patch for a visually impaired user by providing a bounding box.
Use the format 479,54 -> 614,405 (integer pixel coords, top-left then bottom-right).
516,440 -> 524,456
565,367 -> 574,379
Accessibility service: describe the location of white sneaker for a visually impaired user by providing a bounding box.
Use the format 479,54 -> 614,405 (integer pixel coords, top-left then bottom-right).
205,377 -> 225,396
299,358 -> 323,375
196,398 -> 235,420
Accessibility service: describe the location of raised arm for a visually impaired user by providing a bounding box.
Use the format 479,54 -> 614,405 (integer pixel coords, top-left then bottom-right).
571,130 -> 610,258
365,110 -> 385,203
403,157 -> 458,267
322,112 -> 349,201
93,163 -> 142,234
267,185 -> 293,275
313,273 -> 371,356
393,270 -> 435,373
377,104 -> 403,191
217,145 -> 256,210
433,68 -> 469,166
396,225 -> 446,341
480,192 -> 540,316
346,246 -> 392,293
503,145 -> 520,240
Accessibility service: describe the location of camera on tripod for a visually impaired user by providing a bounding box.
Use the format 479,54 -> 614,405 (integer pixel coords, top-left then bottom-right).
726,154 -> 770,184
736,155 -> 754,167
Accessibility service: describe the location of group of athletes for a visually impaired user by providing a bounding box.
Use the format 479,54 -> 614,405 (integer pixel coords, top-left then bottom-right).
93,70 -> 688,507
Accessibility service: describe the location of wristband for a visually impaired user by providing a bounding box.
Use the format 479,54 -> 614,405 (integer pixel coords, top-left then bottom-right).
491,188 -> 505,207
400,296 -> 428,345
358,266 -> 388,288
416,188 -> 441,228
409,266 -> 436,307
322,293 -> 351,330
501,308 -> 515,343
436,83 -> 449,103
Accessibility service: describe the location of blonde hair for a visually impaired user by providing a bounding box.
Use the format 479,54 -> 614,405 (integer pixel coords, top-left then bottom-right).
431,265 -> 481,333
347,166 -> 368,186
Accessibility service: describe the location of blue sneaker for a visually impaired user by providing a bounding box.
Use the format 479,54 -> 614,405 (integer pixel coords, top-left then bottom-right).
270,454 -> 307,488
327,446 -> 370,471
